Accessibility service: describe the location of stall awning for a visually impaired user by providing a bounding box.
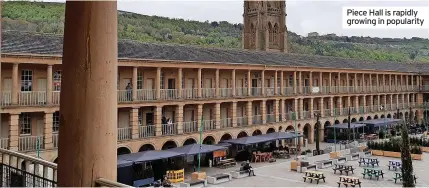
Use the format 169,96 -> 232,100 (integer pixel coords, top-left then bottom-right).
359,118 -> 402,127
220,135 -> 276,145
117,158 -> 134,168
118,150 -> 184,165
328,123 -> 366,129
166,143 -> 227,156
259,132 -> 304,140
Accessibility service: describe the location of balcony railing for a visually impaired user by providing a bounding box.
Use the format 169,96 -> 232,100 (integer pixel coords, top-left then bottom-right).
251,87 -> 262,96
302,86 -> 310,95
266,114 -> 275,123
202,120 -> 216,130
265,87 -> 275,96
237,116 -> 248,127
252,115 -> 262,124
137,89 -> 156,101
52,91 -> 60,105
202,88 -> 215,98
118,127 -> 132,141
219,88 -> 233,98
182,88 -> 198,99
302,111 -> 310,119
284,87 -> 294,95
162,123 -> 178,135
1,91 -> 12,106
323,109 -> 331,117
220,118 -> 232,128
19,135 -> 44,152
160,89 -> 179,100
0,147 -> 57,187
117,90 -> 132,102
183,121 -> 198,133
235,87 -> 248,97
0,138 -> 9,149
19,91 -> 47,106
139,125 -> 155,138
53,133 -> 59,148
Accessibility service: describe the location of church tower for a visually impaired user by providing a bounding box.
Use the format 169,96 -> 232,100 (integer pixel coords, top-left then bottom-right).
242,0 -> 288,52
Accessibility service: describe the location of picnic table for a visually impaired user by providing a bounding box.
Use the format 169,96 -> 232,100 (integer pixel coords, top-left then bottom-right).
273,150 -> 290,159
337,176 -> 361,187
362,167 -> 384,180
333,164 -> 355,175
392,172 -> 417,184
387,160 -> 402,171
358,157 -> 379,167
217,158 -> 236,169
302,170 -> 326,184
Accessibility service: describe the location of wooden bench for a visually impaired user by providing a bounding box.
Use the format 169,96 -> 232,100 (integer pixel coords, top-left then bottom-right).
362,168 -> 384,180
207,173 -> 231,184
336,157 -> 347,164
393,172 -> 417,184
337,176 -> 361,187
333,165 -> 355,176
387,160 -> 402,171
231,170 -> 250,179
178,179 -> 207,187
346,153 -> 360,161
217,159 -> 237,169
302,171 -> 326,184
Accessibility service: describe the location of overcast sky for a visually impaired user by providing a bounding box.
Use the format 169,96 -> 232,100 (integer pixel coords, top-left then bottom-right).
115,0 -> 429,38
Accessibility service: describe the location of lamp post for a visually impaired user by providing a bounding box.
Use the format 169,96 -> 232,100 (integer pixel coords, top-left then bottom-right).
198,117 -> 203,173
292,111 -> 298,160
314,112 -> 321,155
333,108 -> 337,152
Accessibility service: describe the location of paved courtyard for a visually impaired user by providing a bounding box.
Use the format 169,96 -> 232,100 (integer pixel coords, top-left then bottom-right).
183,142 -> 429,187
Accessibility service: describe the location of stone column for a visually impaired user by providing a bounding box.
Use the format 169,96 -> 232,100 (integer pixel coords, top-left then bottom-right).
247,70 -> 251,96
215,69 -> 220,97
406,75 -> 409,90
294,98 -> 299,116
231,70 -> 236,96
293,71 -> 297,94
261,100 -> 266,124
354,73 -> 358,92
130,108 -> 139,139
132,67 -> 138,101
337,73 -> 341,92
337,97 -> 343,115
383,95 -> 387,110
299,98 -> 304,119
231,102 -> 237,127
363,96 -> 366,113
411,75 -> 414,90
57,2 -> 118,185
329,97 -> 334,116
280,71 -> 284,95
176,105 -> 184,134
12,63 -> 18,105
274,99 -> 279,122
329,72 -> 332,93
319,72 -> 323,93
320,98 -> 324,117
247,101 -> 252,125
154,106 -> 162,136
177,68 -> 182,98
361,73 -> 365,92
9,113 -> 19,151
369,74 -> 372,92
43,112 -> 54,149
274,71 -> 278,95
197,68 -> 202,98
47,65 -> 53,104
309,71 -> 313,94
298,71 -> 302,93
309,98 -> 314,118
346,73 -> 349,92
355,96 -> 359,112
396,95 -> 399,109
197,104 -> 203,129
389,74 -> 392,91
215,102 -> 221,129
383,74 -> 386,91
261,70 -> 265,95
395,75 -> 398,91
376,74 -> 379,92
279,99 -> 285,121
156,67 -> 161,99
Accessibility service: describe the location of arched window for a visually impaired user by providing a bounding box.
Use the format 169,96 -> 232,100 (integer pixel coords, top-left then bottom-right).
268,22 -> 273,46
250,23 -> 256,48
273,23 -> 279,46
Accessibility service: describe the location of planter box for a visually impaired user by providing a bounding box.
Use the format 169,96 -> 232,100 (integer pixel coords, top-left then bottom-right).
421,147 -> 429,153
411,154 -> 423,160
383,151 -> 401,158
370,150 -> 384,156
330,152 -> 341,159
359,146 -> 366,152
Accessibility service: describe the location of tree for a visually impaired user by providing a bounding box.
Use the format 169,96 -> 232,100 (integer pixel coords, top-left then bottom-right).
400,108 -> 415,187
347,107 -> 351,142
315,113 -> 321,154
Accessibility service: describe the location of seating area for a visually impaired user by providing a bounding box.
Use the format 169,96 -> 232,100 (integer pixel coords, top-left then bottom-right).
387,160 -> 402,171
337,176 -> 362,187
178,179 -> 207,187
358,157 -> 379,167
217,158 -> 237,169
315,160 -> 333,169
332,164 -> 355,176
392,172 -> 418,184
207,173 -> 232,184
251,152 -> 273,163
230,170 -> 249,179
361,167 -> 384,180
302,171 -> 326,184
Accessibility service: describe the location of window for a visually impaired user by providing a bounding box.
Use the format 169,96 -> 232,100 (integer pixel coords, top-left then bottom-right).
160,72 -> 164,89
137,71 -> 143,89
117,72 -> 120,90
19,113 -> 31,135
288,75 -> 293,86
53,111 -> 60,132
21,70 -> 33,91
53,71 -> 61,91
138,108 -> 143,125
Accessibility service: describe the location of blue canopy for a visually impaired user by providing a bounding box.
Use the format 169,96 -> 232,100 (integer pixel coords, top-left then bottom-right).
117,157 -> 134,168
328,123 -> 366,129
220,135 -> 276,145
118,150 -> 184,165
259,132 -> 303,139
359,118 -> 402,127
166,143 -> 227,156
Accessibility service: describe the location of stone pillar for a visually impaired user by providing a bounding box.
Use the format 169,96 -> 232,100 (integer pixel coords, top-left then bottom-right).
369,74 -> 372,92
274,99 -> 279,122
308,125 -> 315,144
309,71 -> 313,93
329,72 -> 332,93
383,95 -> 387,110
383,74 -> 386,91
197,104 -> 203,129
396,95 -> 399,108
279,99 -> 285,121
130,108 -> 139,139
247,70 -> 251,96
298,71 -> 302,93
401,94 -> 405,108
47,65 -> 53,104
57,2 -> 118,185
293,71 -> 297,94
9,113 -> 19,151
376,74 -> 379,92
43,112 -> 54,149
390,95 -> 393,109
154,106 -> 162,136
176,105 -> 184,134
215,69 -> 220,97
215,102 -> 221,129
261,70 -> 265,95
346,73 -> 349,92
389,74 -> 392,91
197,68 -> 202,98
362,73 -> 365,92
395,75 -> 398,91
320,98 -> 324,117
247,101 -> 252,125
156,67 -> 161,99
294,98 -> 299,115
280,71 -> 284,95
355,96 -> 359,111
231,69 -> 236,96
411,75 -> 414,90
329,97 -> 334,115
231,102 -> 237,127
261,100 -> 266,124
299,98 -> 304,119
274,71 -> 278,95
337,72 -> 341,90
12,63 -> 18,105
363,96 -> 366,113
337,97 -> 343,115
132,67 -> 138,101
177,68 -> 183,98
406,75 -> 409,90
319,72 -> 323,93
309,98 -> 314,118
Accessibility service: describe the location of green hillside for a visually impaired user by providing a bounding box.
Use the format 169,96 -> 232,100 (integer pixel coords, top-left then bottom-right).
2,1 -> 429,62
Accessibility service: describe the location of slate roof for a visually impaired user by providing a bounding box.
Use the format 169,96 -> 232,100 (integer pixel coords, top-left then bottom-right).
2,31 -> 428,73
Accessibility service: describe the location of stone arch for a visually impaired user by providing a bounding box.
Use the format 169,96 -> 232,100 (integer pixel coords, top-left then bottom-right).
374,115 -> 379,119
399,112 -> 404,119
203,136 -> 216,145
139,143 -> 156,152
220,133 -> 233,141
405,112 -> 409,120
268,22 -> 273,45
387,114 -> 392,118
237,131 -> 248,138
278,126 -> 283,132
380,114 -> 385,118
334,120 -> 340,124
161,140 -> 178,150
285,125 -> 295,132
359,117 -> 364,121
351,118 -> 357,123
342,119 -> 348,123
183,137 -> 197,146
324,121 -> 331,127
266,127 -> 276,134
297,123 -> 302,131
117,146 -> 132,156
303,123 -> 312,140
367,116 -> 372,120
252,129 -> 262,136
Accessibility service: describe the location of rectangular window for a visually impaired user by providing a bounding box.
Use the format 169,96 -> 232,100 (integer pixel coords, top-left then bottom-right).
53,111 -> 60,132
53,70 -> 62,91
137,71 -> 143,89
160,72 -> 165,89
288,75 -> 293,86
21,70 -> 33,91
19,113 -> 31,135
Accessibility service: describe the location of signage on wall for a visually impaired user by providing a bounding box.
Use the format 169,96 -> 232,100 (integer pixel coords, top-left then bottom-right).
312,87 -> 320,93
